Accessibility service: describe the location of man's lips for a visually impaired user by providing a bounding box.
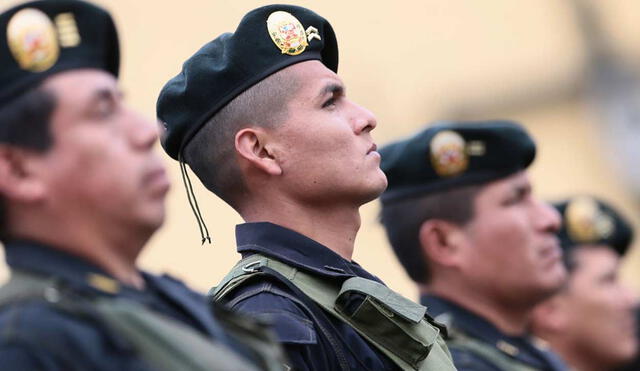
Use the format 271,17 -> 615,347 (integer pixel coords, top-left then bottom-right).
367,143 -> 378,154
144,166 -> 171,196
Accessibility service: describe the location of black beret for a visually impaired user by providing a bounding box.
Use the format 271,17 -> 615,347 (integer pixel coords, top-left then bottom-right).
0,0 -> 119,108
380,120 -> 536,204
554,196 -> 633,257
156,4 -> 338,160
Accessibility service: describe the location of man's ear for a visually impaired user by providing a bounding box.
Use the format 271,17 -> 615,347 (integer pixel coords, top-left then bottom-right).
419,219 -> 465,268
0,146 -> 46,203
235,127 -> 282,176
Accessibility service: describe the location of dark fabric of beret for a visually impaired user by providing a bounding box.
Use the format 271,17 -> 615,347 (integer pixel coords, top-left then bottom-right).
0,0 -> 119,108
380,120 -> 536,204
157,4 -> 338,160
554,196 -> 633,257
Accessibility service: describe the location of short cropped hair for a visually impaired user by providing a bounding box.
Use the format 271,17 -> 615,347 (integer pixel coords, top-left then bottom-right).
380,185 -> 481,283
0,86 -> 57,240
183,68 -> 299,209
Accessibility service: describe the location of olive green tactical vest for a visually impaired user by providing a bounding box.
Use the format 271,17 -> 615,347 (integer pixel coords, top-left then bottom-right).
212,254 -> 457,371
0,270 -> 286,371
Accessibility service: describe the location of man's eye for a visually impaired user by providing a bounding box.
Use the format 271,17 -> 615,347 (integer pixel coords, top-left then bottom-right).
322,97 -> 336,108
93,101 -> 116,118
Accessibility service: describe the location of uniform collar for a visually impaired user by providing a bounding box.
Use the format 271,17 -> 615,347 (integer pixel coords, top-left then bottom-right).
4,239 -> 125,296
236,222 -> 381,282
422,294 -> 567,370
4,239 -> 232,340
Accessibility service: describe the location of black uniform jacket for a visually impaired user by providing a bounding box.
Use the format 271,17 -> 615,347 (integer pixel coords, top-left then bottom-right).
225,222 -> 399,371
0,240 -> 253,370
422,294 -> 568,371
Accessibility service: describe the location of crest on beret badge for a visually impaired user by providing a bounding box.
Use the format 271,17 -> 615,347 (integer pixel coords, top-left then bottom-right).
430,130 -> 469,177
267,11 -> 308,56
565,196 -> 614,243
7,8 -> 60,72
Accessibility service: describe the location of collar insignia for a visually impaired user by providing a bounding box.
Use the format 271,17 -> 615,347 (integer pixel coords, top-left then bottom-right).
87,273 -> 120,294
497,340 -> 519,357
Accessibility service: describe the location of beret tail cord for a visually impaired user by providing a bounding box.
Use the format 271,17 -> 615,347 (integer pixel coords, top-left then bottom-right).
179,155 -> 211,245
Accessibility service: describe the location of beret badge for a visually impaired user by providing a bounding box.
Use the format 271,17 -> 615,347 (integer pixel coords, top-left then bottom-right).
7,8 -> 60,72
430,130 -> 469,177
267,11 -> 321,56
565,196 -> 614,243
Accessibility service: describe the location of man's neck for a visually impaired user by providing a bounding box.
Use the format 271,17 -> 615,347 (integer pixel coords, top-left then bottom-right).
9,213 -> 147,289
241,197 -> 362,260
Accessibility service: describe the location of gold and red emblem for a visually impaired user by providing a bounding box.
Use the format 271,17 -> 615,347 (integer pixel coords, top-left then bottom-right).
430,130 -> 468,177
7,8 -> 60,72
266,11 -> 308,56
565,196 -> 614,243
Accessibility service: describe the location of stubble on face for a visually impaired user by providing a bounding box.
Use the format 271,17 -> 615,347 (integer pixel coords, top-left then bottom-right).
38,70 -> 169,237
267,61 -> 387,207
458,172 -> 566,306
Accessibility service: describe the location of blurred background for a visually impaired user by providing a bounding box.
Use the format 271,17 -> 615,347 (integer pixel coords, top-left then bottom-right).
2,0 -> 640,300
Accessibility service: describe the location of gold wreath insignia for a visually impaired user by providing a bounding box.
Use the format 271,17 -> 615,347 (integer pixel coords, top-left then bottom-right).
266,11 -> 308,56
430,130 -> 469,177
7,8 -> 60,72
565,196 -> 614,243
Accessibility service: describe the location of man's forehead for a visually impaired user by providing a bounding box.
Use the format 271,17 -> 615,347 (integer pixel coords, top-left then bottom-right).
481,170 -> 530,195
287,60 -> 341,85
575,245 -> 620,263
42,68 -> 117,97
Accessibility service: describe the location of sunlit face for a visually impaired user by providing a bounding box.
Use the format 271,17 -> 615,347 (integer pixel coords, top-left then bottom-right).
559,246 -> 637,368
270,60 -> 388,206
457,171 -> 566,306
34,69 -> 170,236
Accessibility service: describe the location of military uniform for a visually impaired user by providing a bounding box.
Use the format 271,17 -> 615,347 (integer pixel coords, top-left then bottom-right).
422,295 -> 567,371
378,121 -> 571,371
156,5 -> 456,370
215,222 -> 399,370
0,1 -> 284,369
0,240 -> 275,370
212,222 -> 454,371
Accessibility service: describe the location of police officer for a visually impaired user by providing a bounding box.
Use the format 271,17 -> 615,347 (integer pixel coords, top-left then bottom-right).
379,121 -> 569,371
531,196 -> 638,371
156,4 -> 455,371
0,1 -> 282,370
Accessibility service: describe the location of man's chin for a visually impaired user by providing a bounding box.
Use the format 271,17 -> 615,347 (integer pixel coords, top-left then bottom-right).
358,181 -> 388,205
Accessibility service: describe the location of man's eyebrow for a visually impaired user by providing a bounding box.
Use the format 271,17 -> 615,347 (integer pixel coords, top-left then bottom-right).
512,181 -> 532,197
318,82 -> 344,99
88,87 -> 123,105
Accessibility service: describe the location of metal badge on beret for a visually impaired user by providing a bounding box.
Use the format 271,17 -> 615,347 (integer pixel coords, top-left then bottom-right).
7,8 -> 60,72
565,196 -> 614,243
54,12 -> 81,48
430,130 -> 469,177
267,11 -> 309,56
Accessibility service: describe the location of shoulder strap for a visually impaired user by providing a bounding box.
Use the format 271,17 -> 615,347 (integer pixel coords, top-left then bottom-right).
213,256 -> 354,371
213,254 -> 456,371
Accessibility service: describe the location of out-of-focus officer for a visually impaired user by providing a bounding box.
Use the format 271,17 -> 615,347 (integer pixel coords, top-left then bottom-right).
531,196 -> 638,371
0,1 -> 283,370
379,121 -> 569,371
